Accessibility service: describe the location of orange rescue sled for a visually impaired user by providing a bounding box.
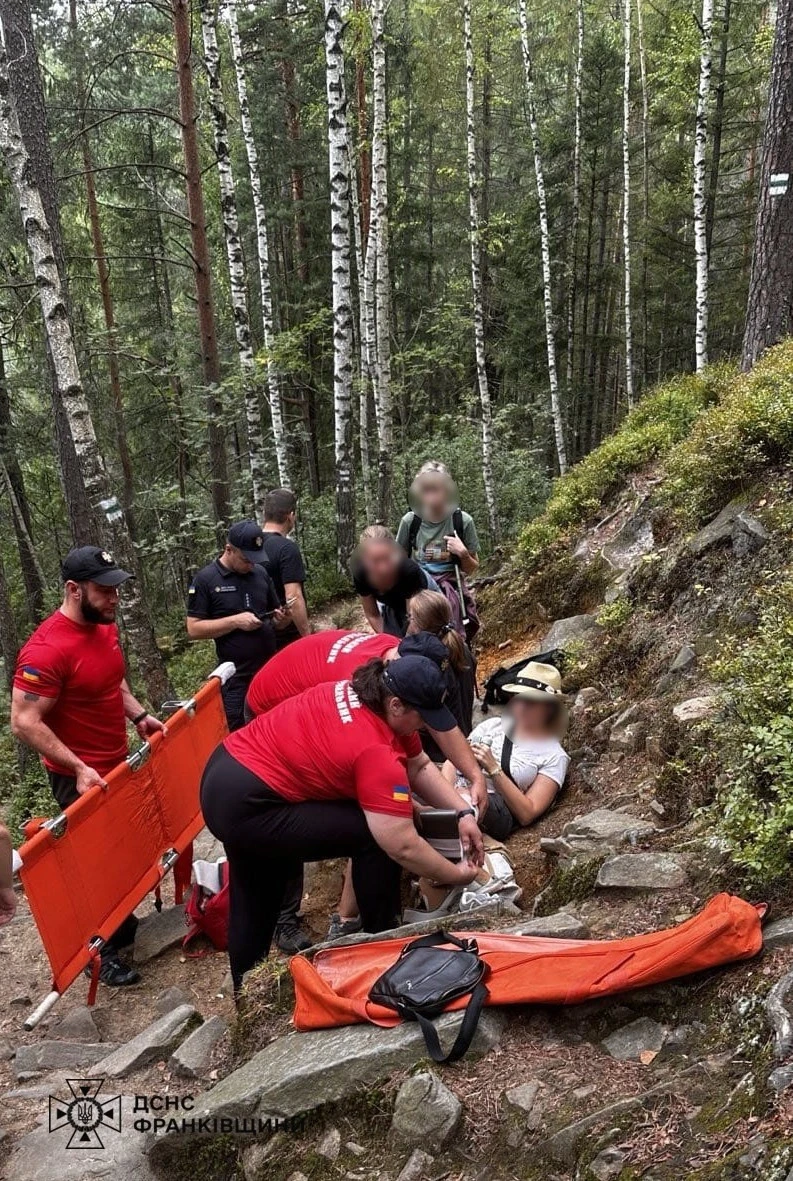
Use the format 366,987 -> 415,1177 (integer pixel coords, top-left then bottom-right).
17,664 -> 231,1027
290,893 -> 764,1031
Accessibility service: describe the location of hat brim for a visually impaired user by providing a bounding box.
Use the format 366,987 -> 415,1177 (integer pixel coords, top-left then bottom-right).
89,569 -> 134,586
239,549 -> 268,564
502,683 -> 563,702
417,703 -> 457,732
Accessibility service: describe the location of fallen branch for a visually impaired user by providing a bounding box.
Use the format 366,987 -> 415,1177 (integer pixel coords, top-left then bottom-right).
765,968 -> 793,1060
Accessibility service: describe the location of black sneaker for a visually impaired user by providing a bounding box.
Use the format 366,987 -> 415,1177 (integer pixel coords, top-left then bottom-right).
84,953 -> 140,987
275,922 -> 313,954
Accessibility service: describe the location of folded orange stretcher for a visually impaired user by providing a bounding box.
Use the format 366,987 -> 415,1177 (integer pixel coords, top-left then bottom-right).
290,893 -> 764,1031
17,665 -> 230,1028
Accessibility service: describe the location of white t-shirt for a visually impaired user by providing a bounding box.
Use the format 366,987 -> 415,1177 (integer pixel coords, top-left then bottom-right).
465,716 -> 569,794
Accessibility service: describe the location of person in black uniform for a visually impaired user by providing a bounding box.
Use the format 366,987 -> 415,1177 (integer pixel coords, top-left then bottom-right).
186,521 -> 287,732
261,489 -> 310,650
351,525 -> 439,637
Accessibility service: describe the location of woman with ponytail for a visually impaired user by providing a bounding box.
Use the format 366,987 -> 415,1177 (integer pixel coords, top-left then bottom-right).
406,590 -> 476,741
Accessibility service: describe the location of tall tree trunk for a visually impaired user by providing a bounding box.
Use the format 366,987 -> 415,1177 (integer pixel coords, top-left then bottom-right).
741,0 -> 793,369
348,131 -> 375,521
69,0 -> 137,537
171,0 -> 230,528
621,0 -> 635,407
635,0 -> 650,383
693,0 -> 714,371
223,0 -> 290,488
0,336 -> 45,620
324,1 -> 356,569
517,0 -> 568,475
0,34 -> 172,705
200,0 -> 267,517
277,0 -> 310,289
565,0 -> 584,417
0,0 -> 93,540
352,0 -> 371,246
371,0 -> 393,524
706,0 -> 731,259
464,0 -> 500,531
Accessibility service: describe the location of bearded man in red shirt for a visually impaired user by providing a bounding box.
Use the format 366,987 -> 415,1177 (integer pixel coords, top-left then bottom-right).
11,546 -> 165,987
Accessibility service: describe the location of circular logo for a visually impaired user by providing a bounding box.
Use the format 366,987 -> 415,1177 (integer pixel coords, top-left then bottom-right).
66,1096 -> 104,1133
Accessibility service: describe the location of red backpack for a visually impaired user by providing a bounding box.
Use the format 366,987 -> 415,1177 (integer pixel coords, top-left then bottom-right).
183,861 -> 229,953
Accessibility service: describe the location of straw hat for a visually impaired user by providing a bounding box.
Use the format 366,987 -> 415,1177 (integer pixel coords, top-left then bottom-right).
502,661 -> 564,702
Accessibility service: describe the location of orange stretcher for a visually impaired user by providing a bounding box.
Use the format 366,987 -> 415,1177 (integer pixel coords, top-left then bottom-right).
291,893 -> 764,1031
17,663 -> 231,1028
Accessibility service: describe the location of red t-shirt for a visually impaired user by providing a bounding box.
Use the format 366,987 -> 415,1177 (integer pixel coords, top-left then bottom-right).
246,629 -> 396,715
225,679 -> 421,817
14,610 -> 128,777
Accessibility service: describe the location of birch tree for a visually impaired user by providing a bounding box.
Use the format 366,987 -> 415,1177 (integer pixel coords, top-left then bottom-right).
517,0 -> 568,475
222,0 -> 290,488
324,1 -> 356,568
462,1 -> 499,535
565,0 -> 584,407
200,0 -> 267,516
348,132 -> 375,521
621,0 -> 635,407
693,0 -> 714,371
370,0 -> 393,524
0,29 -> 171,704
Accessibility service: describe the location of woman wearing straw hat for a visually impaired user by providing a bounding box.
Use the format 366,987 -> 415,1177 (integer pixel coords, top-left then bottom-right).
443,661 -> 569,840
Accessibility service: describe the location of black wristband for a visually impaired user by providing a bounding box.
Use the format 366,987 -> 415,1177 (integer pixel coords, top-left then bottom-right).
456,808 -> 477,823
131,710 -> 149,725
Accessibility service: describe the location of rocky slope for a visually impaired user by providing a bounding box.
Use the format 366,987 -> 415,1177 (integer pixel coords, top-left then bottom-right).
5,348 -> 793,1180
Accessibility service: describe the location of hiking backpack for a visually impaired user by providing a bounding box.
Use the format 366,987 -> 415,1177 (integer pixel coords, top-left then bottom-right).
480,648 -> 563,712
183,860 -> 229,953
405,507 -> 466,562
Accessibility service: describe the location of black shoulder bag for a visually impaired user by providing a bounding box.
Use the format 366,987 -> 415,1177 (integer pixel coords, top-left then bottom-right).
369,931 -> 489,1063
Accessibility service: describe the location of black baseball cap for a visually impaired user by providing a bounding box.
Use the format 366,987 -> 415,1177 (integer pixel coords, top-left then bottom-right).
398,632 -> 449,671
382,655 -> 456,732
61,546 -> 133,587
227,520 -> 267,563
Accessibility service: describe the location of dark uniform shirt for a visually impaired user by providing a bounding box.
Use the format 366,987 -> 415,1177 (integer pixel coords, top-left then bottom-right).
187,558 -> 279,679
351,556 -> 434,637
262,531 -> 307,649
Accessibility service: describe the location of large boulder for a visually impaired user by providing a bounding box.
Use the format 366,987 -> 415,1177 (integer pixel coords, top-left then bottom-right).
93,1005 -> 199,1078
596,853 -> 689,891
14,1040 -> 115,1080
609,705 -> 647,755
8,1096 -> 155,1181
688,500 -> 748,556
53,1006 -> 101,1042
390,1071 -> 461,1149
133,905 -> 187,964
170,1015 -> 227,1078
602,1017 -> 667,1061
673,696 -> 718,725
731,511 -> 769,557
763,917 -> 793,950
602,516 -> 655,573
563,809 -> 656,846
538,614 -> 603,653
506,912 -> 590,940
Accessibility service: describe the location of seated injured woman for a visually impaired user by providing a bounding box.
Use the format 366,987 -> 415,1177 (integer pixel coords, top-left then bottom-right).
444,660 -> 569,841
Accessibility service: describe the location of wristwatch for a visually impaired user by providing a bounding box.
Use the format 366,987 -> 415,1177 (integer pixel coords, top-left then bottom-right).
131,710 -> 149,725
456,808 -> 477,823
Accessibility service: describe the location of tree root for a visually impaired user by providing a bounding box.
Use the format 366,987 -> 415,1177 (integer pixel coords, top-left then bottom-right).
765,968 -> 793,1060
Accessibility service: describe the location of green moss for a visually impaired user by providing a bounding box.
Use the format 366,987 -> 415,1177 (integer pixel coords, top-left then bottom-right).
533,854 -> 606,916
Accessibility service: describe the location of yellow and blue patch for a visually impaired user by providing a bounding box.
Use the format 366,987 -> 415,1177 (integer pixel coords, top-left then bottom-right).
392,786 -> 410,804
21,667 -> 42,684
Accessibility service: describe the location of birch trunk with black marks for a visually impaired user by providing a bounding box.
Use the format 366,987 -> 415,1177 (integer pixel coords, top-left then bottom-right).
223,0 -> 290,489
693,0 -> 714,371
517,0 -> 568,475
348,132 -> 375,521
0,35 -> 171,704
324,1 -> 356,569
371,0 -> 393,525
565,0 -> 584,413
200,0 -> 267,517
621,0 -> 635,407
172,0 -> 229,530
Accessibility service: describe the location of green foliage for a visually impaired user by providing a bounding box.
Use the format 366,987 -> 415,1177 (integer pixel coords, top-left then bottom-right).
518,371 -> 716,564
665,341 -> 793,521
596,596 -> 633,632
710,572 -> 793,882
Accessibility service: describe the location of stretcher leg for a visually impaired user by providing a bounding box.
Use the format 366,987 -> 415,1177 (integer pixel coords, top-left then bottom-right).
24,990 -> 61,1031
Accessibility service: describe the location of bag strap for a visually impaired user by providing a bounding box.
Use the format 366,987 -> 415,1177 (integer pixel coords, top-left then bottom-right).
400,930 -> 477,957
500,733 -> 514,779
406,511 -> 422,558
413,981 -> 489,1064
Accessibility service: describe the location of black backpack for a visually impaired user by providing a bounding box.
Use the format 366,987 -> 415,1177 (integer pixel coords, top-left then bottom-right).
405,508 -> 466,563
480,648 -> 564,712
369,931 -> 489,1063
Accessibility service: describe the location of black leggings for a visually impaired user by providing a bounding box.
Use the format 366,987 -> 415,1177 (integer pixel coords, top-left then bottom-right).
200,745 -> 402,989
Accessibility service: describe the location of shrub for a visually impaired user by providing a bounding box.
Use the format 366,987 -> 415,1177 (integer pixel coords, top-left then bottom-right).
518,370 -> 716,563
710,572 -> 793,882
596,596 -> 633,632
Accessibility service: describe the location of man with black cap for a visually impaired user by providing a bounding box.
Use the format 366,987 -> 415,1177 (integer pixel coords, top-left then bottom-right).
186,521 -> 288,733
11,545 -> 165,987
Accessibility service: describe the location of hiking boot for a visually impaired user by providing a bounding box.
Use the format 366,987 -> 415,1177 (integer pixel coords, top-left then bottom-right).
113,913 -> 139,949
326,912 -> 362,941
84,952 -> 140,987
275,922 -> 313,954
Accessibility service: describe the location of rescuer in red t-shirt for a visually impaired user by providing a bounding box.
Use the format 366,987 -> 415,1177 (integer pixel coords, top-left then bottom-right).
11,546 -> 165,987
200,655 -> 486,990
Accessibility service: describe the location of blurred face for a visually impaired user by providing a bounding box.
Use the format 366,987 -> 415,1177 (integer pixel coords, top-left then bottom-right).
385,696 -> 423,735
224,544 -> 255,575
510,696 -> 556,735
72,580 -> 120,624
361,539 -> 400,591
418,476 -> 450,520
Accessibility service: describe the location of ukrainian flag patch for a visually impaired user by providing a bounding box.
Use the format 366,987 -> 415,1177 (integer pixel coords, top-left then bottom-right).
21,667 -> 42,683
392,786 -> 410,803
